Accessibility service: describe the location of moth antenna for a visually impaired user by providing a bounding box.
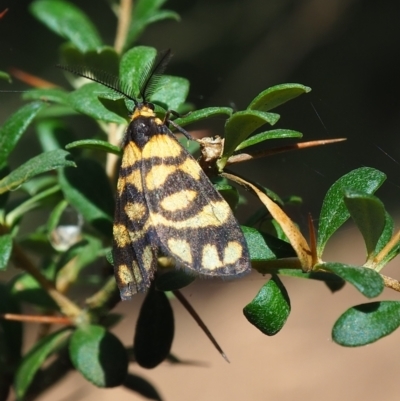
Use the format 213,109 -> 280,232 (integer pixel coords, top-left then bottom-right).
139,49 -> 173,101
56,64 -> 137,104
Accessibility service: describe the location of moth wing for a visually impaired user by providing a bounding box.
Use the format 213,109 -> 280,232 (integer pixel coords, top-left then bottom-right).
112,141 -> 158,300
142,133 -> 251,277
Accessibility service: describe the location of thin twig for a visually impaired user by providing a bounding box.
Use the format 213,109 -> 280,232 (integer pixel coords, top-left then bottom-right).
114,0 -> 133,53
226,138 -> 346,165
381,274 -> 400,292
0,313 -> 72,325
173,290 -> 230,363
11,242 -> 81,318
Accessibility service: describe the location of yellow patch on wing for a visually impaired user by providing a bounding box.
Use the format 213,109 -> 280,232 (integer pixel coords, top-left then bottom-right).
145,164 -> 177,190
142,135 -> 183,159
151,200 -> 230,229
178,158 -> 202,181
223,241 -> 243,264
202,244 -> 223,270
168,238 -> 193,264
113,224 -> 131,248
116,264 -> 135,286
125,202 -> 146,221
160,190 -> 197,212
121,142 -> 141,168
118,168 -> 143,194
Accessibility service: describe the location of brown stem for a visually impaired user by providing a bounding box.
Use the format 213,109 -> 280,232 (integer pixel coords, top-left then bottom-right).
226,138 -> 346,165
114,0 -> 133,53
173,290 -> 230,363
0,313 -> 72,325
381,274 -> 400,292
11,243 -> 81,318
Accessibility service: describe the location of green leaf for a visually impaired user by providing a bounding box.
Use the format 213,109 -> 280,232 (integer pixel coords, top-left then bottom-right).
221,110 -> 280,165
30,0 -> 102,52
277,269 -> 345,292
235,129 -> 303,151
248,83 -> 311,112
66,139 -> 121,155
332,301 -> 400,346
150,76 -> 189,111
213,182 -> 239,210
59,158 -> 113,236
344,191 -> 386,258
67,83 -> 127,124
69,324 -> 128,387
0,149 -> 75,195
0,102 -> 47,169
0,71 -> 11,82
120,46 -> 157,98
134,288 -> 174,369
243,275 -> 290,336
126,0 -> 179,46
22,88 -> 69,104
242,226 -> 279,261
317,167 -> 386,258
155,270 -> 196,291
174,107 -> 233,127
0,234 -> 12,270
14,328 -> 71,400
319,262 -> 384,298
373,213 -> 400,270
6,185 -> 61,227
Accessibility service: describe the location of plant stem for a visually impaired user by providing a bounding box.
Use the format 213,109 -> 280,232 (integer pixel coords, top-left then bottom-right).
114,0 -> 133,53
11,243 -> 81,318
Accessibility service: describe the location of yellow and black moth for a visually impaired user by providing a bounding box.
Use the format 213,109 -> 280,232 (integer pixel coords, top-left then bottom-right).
59,50 -> 251,300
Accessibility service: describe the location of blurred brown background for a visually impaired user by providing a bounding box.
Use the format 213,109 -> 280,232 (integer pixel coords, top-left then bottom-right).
1,0 -> 400,400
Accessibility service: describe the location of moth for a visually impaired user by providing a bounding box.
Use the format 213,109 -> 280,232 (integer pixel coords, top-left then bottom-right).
59,50 -> 251,300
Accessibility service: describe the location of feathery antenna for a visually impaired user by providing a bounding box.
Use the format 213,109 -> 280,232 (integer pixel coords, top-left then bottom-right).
139,49 -> 173,101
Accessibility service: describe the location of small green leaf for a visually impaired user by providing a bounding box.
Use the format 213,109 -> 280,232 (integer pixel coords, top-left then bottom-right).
6,185 -> 61,227
242,226 -> 279,261
243,275 -> 290,336
221,110 -> 280,165
373,213 -> 400,270
134,288 -> 174,369
120,46 -> 157,97
0,234 -> 12,270
248,83 -> 311,112
14,328 -> 71,400
68,83 -> 127,124
344,191 -> 386,258
155,270 -> 196,291
0,149 -> 75,195
235,129 -> 303,151
22,88 -> 69,104
150,76 -> 189,111
0,101 -> 47,169
174,107 -> 232,127
0,71 -> 11,82
317,167 -> 386,258
319,262 -> 384,298
59,158 -> 113,236
332,301 -> 400,346
66,139 -> 121,155
30,0 -> 102,52
277,269 -> 345,292
69,324 -> 128,387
